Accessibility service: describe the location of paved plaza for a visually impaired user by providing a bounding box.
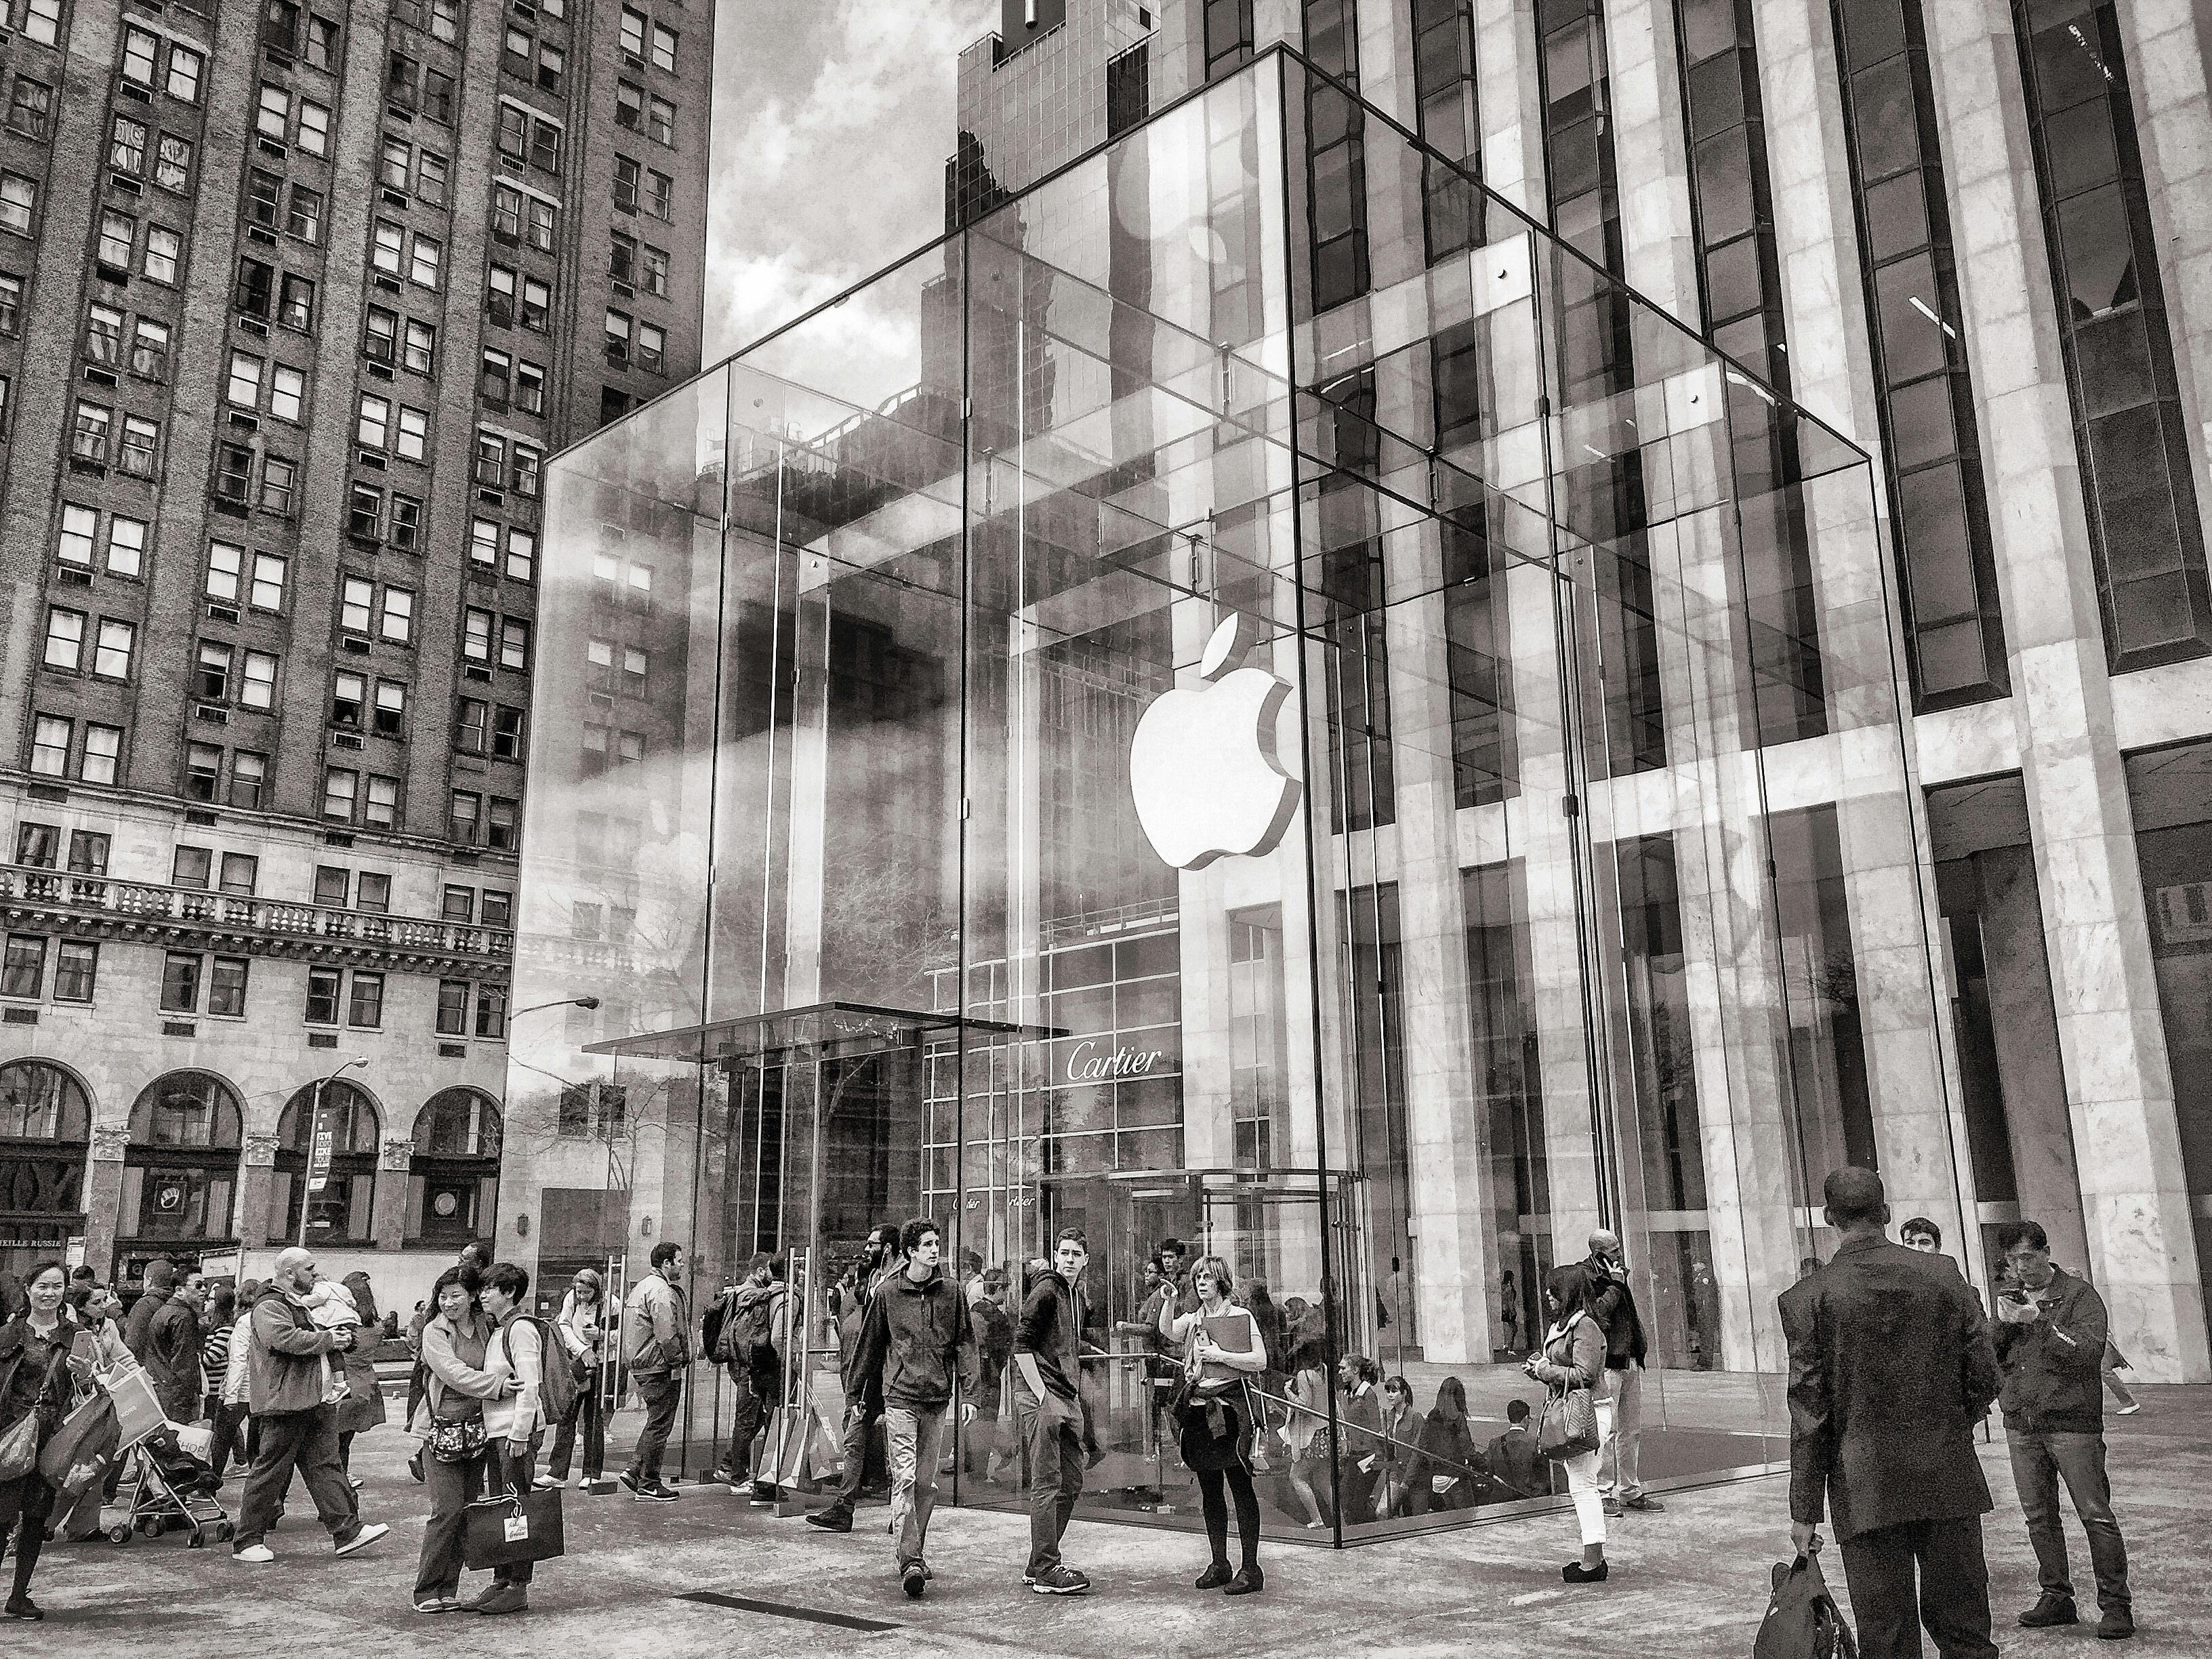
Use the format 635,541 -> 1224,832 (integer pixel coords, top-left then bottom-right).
16,1387 -> 2207,1657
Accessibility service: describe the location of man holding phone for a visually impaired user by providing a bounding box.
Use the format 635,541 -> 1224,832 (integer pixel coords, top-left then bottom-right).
1013,1229 -> 1092,1595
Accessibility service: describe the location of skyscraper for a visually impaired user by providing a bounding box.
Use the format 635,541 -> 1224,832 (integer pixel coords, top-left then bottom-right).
0,0 -> 712,1300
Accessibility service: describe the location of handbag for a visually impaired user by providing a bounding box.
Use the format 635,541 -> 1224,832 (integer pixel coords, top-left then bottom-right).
1536,1385 -> 1600,1460
1753,1553 -> 1860,1659
428,1411 -> 488,1465
39,1390 -> 120,1496
462,1477 -> 566,1570
0,1409 -> 39,1482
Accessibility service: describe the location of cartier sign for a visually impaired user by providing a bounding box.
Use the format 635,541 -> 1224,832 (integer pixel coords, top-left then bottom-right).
1063,1040 -> 1166,1083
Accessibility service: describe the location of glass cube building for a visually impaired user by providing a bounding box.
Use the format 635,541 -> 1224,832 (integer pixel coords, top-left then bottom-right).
503,46 -> 1960,1544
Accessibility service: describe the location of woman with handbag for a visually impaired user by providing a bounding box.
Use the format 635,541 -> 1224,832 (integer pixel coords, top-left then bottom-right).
0,1261 -> 83,1620
409,1267 -> 519,1614
543,1268 -> 606,1489
1158,1254 -> 1267,1595
1525,1263 -> 1611,1584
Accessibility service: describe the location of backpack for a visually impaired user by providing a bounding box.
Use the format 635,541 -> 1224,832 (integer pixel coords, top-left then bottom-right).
719,1287 -> 782,1369
699,1290 -> 731,1366
501,1314 -> 577,1425
971,1297 -> 1013,1366
1753,1555 -> 1859,1659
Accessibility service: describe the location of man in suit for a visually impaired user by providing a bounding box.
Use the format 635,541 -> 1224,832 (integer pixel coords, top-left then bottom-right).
1781,1168 -> 1999,1659
1486,1397 -> 1547,1499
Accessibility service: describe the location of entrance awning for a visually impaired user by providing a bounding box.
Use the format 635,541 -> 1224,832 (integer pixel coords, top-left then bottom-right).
582,1000 -> 1065,1067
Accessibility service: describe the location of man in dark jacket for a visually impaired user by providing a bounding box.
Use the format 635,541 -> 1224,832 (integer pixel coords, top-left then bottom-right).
144,1269 -> 207,1423
1582,1229 -> 1659,1515
123,1258 -> 176,1361
1014,1229 -> 1091,1595
806,1222 -> 901,1532
853,1216 -> 976,1598
708,1252 -> 790,1502
1486,1397 -> 1547,1499
1781,1168 -> 2000,1659
1992,1220 -> 2132,1640
232,1248 -> 388,1563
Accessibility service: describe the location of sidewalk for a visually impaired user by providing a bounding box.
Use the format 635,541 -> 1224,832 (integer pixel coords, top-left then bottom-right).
20,1387 -> 2208,1657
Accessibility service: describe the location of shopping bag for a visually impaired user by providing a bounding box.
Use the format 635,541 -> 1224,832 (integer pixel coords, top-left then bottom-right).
39,1391 -> 121,1496
104,1365 -> 166,1449
756,1404 -> 839,1490
462,1484 -> 566,1570
1753,1553 -> 1859,1659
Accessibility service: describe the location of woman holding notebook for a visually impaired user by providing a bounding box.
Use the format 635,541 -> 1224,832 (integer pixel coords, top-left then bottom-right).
1159,1254 -> 1268,1595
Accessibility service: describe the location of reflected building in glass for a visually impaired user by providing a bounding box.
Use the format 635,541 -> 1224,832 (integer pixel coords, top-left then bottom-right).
500,3 -> 2212,1547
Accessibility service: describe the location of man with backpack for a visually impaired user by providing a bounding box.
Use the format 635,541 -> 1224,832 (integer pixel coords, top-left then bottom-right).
806,1223 -> 902,1532
706,1252 -> 790,1502
618,1241 -> 691,1503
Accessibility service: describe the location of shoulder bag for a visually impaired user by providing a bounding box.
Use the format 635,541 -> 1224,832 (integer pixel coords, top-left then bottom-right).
428,1389 -> 487,1465
462,1465 -> 565,1570
1534,1317 -> 1601,1461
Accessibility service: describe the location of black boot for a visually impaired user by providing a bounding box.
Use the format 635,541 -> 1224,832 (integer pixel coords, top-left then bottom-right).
2019,1593 -> 2078,1629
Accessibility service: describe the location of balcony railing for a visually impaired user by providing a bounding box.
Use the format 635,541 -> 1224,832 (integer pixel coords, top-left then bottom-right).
0,863 -> 513,966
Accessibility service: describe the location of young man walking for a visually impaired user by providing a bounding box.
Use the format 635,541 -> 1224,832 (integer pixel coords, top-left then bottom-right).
852,1218 -> 976,1598
619,1241 -> 691,1502
1993,1221 -> 2133,1641
806,1223 -> 901,1532
1014,1229 -> 1091,1595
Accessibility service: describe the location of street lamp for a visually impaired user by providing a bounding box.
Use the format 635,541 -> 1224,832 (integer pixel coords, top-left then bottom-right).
298,1055 -> 369,1248
510,995 -> 600,1019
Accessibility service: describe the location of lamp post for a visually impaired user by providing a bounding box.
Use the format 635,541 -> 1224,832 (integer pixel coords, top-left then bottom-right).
298,1055 -> 369,1248
510,994 -> 600,1020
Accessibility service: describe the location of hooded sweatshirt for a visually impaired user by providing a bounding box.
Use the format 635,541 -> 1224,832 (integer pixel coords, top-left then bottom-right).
855,1264 -> 977,1413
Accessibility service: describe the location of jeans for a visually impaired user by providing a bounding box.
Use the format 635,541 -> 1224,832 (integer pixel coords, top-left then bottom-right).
236,1404 -> 359,1550
886,1404 -> 947,1568
1597,1362 -> 1644,1500
548,1364 -> 603,1481
833,1395 -> 884,1502
1016,1389 -> 1086,1576
628,1371 -> 684,1486
1837,1514 -> 1999,1659
413,1442 -> 537,1601
723,1361 -> 779,1479
2009,1429 -> 2131,1612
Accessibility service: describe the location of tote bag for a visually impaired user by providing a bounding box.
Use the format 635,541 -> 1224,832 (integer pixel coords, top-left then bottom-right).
462,1482 -> 566,1570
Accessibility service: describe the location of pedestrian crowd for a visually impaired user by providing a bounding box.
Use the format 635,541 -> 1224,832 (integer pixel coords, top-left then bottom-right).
0,1178 -> 2154,1641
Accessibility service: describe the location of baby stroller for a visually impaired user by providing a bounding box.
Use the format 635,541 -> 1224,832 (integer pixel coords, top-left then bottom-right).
108,1427 -> 234,1548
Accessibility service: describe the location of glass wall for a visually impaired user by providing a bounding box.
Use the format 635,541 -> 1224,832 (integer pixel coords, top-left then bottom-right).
506,47 -> 1957,1545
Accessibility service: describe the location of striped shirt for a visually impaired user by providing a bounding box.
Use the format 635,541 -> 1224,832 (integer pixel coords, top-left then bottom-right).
202,1321 -> 232,1387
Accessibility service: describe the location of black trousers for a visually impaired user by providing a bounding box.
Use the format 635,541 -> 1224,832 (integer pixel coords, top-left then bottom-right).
1195,1462 -> 1261,1572
1837,1514 -> 1999,1659
0,1473 -> 53,1602
208,1401 -> 249,1479
236,1404 -> 357,1550
628,1372 -> 682,1485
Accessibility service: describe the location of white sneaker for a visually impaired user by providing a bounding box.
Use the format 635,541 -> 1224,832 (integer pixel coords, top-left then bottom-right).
333,1521 -> 389,1557
233,1544 -> 276,1564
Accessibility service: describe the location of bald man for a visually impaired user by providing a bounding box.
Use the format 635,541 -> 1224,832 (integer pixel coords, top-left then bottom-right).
232,1248 -> 388,1563
1580,1229 -> 1656,1515
1780,1168 -> 2000,1659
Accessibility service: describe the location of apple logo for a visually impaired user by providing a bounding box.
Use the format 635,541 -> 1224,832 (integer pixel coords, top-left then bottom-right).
1129,613 -> 1303,869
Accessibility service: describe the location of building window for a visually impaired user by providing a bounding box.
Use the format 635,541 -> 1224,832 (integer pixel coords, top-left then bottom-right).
7,76 -> 52,140
305,967 -> 340,1025
1302,0 -> 1368,310
364,775 -> 398,829
219,853 -> 258,895
41,607 -> 83,672
143,225 -> 180,283
613,154 -> 639,212
449,790 -> 480,843
159,951 -> 201,1012
373,679 -> 407,738
1,935 -> 45,999
80,724 -> 121,785
53,941 -> 97,1002
443,886 -> 474,924
487,797 -> 518,852
68,832 -> 108,876
323,766 -> 357,821
28,715 -> 68,776
331,670 -> 365,729
455,697 -> 487,754
183,742 -> 222,802
207,957 -> 249,1018
620,6 -> 647,64
2012,0 -> 2212,670
475,983 -> 508,1039
229,751 -> 267,810
0,171 -> 38,237
492,705 -> 525,759
287,185 -> 322,243
173,846 -> 212,889
194,640 -> 232,702
436,979 -> 469,1036
93,619 -> 134,680
347,971 -> 384,1029
241,650 -> 279,711
1832,0 -> 2008,708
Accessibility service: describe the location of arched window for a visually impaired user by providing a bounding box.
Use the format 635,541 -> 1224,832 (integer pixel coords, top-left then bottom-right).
121,1071 -> 243,1275
0,1061 -> 92,1275
407,1088 -> 501,1246
269,1080 -> 382,1247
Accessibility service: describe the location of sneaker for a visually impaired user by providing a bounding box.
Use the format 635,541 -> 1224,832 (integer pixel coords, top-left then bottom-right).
413,1597 -> 464,1615
1622,1494 -> 1664,1512
1562,1561 -> 1610,1584
1030,1565 -> 1090,1595
902,1562 -> 926,1599
232,1544 -> 276,1565
2115,1401 -> 2143,1416
533,1474 -> 565,1491
2097,1607 -> 2135,1641
636,1481 -> 679,1504
348,1476 -> 365,1492
617,1469 -> 644,1497
747,1481 -> 779,1505
1225,1567 -> 1265,1597
1601,1497 -> 1624,1519
705,1466 -> 737,1487
334,1522 -> 389,1557
2018,1593 -> 2078,1629
805,1503 -> 853,1532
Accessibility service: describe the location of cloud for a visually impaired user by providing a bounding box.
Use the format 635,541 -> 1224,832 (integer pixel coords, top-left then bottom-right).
706,1 -> 993,364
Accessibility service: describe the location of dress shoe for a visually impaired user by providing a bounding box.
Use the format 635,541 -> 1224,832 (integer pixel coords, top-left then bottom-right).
1561,1560 -> 1610,1584
3,1595 -> 43,1621
1195,1563 -> 1233,1591
805,1502 -> 853,1532
1225,1567 -> 1265,1597
1623,1494 -> 1664,1512
2097,1607 -> 2135,1641
2018,1593 -> 2078,1629
471,1584 -> 529,1616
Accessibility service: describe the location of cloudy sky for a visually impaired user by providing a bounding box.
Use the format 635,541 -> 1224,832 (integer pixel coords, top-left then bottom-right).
705,1 -> 996,365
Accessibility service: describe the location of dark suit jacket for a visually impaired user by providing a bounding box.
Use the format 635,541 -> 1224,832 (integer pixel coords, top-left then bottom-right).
1779,1233 -> 1999,1543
